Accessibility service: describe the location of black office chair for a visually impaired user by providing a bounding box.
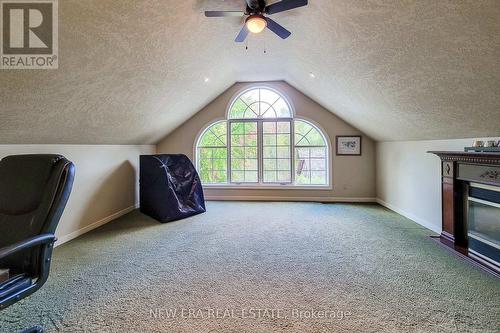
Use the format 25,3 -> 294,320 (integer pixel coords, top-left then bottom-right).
0,155 -> 75,333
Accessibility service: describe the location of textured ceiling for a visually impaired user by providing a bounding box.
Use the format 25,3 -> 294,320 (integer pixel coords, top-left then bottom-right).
0,0 -> 499,144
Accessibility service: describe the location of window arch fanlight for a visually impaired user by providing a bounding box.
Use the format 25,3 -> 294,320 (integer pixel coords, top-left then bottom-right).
196,87 -> 329,187
228,87 -> 293,119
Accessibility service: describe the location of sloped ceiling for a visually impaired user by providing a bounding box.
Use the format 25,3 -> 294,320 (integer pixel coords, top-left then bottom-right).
0,0 -> 498,144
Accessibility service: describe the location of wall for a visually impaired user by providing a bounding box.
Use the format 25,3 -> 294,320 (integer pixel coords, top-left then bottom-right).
376,137 -> 500,233
0,145 -> 155,245
157,81 -> 376,201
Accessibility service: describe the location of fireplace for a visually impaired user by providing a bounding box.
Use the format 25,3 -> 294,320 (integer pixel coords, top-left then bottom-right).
430,151 -> 500,276
467,183 -> 500,271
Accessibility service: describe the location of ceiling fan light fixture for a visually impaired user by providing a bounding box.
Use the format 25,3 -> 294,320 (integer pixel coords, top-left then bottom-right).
246,15 -> 267,34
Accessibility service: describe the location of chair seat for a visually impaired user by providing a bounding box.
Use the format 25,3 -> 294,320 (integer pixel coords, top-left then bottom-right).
0,274 -> 31,299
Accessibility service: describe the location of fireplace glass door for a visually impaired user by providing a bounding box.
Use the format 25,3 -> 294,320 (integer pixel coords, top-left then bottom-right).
467,183 -> 500,269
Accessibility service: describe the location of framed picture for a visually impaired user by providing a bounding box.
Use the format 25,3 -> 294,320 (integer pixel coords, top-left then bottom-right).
336,136 -> 362,156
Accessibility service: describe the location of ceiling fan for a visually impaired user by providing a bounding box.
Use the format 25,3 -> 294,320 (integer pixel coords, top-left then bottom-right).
205,0 -> 308,42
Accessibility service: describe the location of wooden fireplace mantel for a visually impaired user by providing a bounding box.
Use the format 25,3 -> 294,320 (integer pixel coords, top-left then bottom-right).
430,151 -> 500,165
429,151 -> 500,276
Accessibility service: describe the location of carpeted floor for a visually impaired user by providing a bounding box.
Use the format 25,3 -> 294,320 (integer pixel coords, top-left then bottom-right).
1,202 -> 499,332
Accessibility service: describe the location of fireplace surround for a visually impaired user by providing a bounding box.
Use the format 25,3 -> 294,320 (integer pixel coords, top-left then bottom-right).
430,151 -> 500,276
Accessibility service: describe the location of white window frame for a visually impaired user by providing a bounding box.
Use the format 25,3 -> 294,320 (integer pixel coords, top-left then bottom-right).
194,86 -> 332,190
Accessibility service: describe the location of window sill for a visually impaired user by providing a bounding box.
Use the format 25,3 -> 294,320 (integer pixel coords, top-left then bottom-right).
202,184 -> 333,190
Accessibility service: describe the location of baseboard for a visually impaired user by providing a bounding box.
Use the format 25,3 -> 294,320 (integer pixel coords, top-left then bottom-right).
206,196 -> 377,203
55,204 -> 139,247
375,198 -> 441,234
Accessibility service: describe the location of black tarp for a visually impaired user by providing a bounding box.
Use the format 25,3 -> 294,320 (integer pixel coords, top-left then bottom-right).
139,154 -> 206,223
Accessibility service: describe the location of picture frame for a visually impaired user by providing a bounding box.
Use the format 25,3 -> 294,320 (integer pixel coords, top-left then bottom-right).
336,136 -> 362,156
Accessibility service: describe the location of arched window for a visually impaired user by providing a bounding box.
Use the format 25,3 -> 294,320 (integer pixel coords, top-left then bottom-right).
195,87 -> 330,187
196,121 -> 227,184
229,87 -> 292,119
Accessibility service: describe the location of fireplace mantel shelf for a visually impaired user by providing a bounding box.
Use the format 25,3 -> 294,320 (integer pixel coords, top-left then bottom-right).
429,151 -> 500,165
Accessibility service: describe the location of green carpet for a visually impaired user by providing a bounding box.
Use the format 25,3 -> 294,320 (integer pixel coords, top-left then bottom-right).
1,202 -> 499,332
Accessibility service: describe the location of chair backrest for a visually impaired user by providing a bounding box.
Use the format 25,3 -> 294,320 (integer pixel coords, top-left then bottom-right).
0,154 -> 75,275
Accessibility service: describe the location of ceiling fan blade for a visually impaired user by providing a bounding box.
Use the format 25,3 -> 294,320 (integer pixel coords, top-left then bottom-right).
235,25 -> 250,43
265,0 -> 308,15
205,11 -> 245,17
265,17 -> 291,39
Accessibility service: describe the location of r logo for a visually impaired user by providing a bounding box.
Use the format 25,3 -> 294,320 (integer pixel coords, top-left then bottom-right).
2,2 -> 52,54
1,0 -> 57,69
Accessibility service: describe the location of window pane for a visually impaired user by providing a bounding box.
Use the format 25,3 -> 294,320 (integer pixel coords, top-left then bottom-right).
231,122 -> 245,134
273,98 -> 291,118
231,134 -> 244,146
232,171 -> 244,182
310,147 -> 325,158
231,158 -> 244,170
230,121 -> 258,183
212,148 -> 227,159
293,120 -> 328,186
245,134 -> 257,146
245,122 -> 257,134
196,121 -> 228,184
277,122 -> 290,133
263,120 -> 292,184
264,171 -> 276,183
245,147 -> 258,158
310,159 -> 325,171
263,147 -> 276,158
228,88 -> 291,119
197,147 -> 228,184
295,147 -> 310,159
213,171 -> 227,183
295,171 -> 311,185
245,159 -> 258,170
263,134 -> 276,145
263,122 -> 276,133
277,159 -> 291,171
277,134 -> 290,145
198,121 -> 227,147
277,147 -> 290,158
264,159 -> 277,170
244,103 -> 259,118
229,99 -> 246,119
311,171 -> 327,185
260,102 -> 277,118
294,120 -> 326,147
240,89 -> 259,107
199,148 -> 212,159
245,171 -> 258,182
213,159 -> 227,171
199,131 -> 219,146
277,171 -> 291,182
260,88 -> 280,105
200,159 -> 210,170
294,147 -> 327,185
200,169 -> 210,183
231,147 -> 244,158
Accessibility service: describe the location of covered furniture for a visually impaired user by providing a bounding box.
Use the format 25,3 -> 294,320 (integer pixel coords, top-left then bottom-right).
140,154 -> 205,223
0,155 -> 75,332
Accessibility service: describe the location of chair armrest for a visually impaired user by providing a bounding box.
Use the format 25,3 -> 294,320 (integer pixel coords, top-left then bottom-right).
0,234 -> 56,260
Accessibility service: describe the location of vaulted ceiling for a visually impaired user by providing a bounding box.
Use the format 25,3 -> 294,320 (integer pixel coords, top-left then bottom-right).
1,0 -> 499,144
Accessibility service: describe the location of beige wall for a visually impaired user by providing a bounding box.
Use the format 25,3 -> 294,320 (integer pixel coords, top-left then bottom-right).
0,145 -> 155,245
157,81 -> 376,201
376,137 -> 500,233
